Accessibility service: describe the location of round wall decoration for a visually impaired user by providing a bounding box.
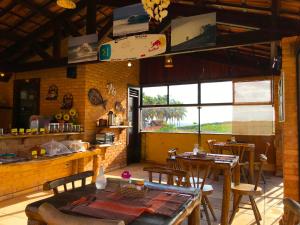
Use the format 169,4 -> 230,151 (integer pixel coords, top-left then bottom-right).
88,88 -> 107,109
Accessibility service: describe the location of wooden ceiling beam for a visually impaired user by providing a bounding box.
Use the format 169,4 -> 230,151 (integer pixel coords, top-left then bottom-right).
0,2 -> 18,18
31,42 -> 53,60
86,0 -> 97,34
98,17 -> 113,42
0,0 -> 87,62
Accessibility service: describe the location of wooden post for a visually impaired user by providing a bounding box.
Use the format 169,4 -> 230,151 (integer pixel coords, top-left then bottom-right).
86,0 -> 97,34
53,21 -> 61,58
92,154 -> 101,183
188,204 -> 201,225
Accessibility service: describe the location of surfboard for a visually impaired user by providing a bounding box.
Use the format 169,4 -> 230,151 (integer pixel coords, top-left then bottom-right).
99,34 -> 166,61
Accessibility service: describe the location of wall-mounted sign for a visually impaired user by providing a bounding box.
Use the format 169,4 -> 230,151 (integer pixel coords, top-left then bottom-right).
113,3 -> 149,37
68,33 -> 98,64
171,13 -> 216,52
61,93 -> 73,110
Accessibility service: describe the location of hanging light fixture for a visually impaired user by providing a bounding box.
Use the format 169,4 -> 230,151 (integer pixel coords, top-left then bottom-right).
142,0 -> 170,22
57,0 -> 76,9
164,55 -> 173,68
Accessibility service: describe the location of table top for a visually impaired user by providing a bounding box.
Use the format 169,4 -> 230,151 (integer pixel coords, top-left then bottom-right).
176,152 -> 239,168
213,141 -> 255,149
25,179 -> 201,225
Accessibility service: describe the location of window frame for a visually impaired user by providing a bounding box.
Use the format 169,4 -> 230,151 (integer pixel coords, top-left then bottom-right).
140,78 -> 274,134
233,79 -> 273,105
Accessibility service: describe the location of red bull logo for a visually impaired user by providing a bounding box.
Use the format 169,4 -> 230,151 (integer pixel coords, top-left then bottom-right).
149,38 -> 164,52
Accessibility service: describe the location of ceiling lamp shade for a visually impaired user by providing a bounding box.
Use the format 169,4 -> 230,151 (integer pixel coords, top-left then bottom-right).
57,0 -> 76,9
164,55 -> 173,68
142,0 -> 170,22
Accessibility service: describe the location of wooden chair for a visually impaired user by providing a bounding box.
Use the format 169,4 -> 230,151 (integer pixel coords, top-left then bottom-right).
38,202 -> 125,225
280,198 -> 300,225
230,145 -> 249,183
207,139 -> 217,153
229,154 -> 267,225
143,166 -> 187,186
254,142 -> 270,184
167,148 -> 182,170
43,171 -> 94,195
178,158 -> 217,225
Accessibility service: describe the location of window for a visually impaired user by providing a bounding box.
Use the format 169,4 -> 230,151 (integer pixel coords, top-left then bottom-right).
140,79 -> 274,134
232,105 -> 274,135
169,84 -> 198,104
234,80 -> 272,104
200,106 -> 232,134
201,81 -> 233,104
141,107 -> 198,133
142,86 -> 167,105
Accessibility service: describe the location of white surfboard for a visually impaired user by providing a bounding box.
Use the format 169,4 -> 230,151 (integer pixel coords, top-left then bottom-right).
99,34 -> 166,61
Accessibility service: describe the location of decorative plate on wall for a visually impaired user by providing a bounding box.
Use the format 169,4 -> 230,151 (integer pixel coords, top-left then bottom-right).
88,88 -> 107,109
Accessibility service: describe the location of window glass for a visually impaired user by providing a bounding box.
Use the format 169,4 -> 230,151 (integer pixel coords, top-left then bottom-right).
142,86 -> 167,105
169,84 -> 198,104
200,106 -> 232,133
234,80 -> 271,103
201,81 -> 233,104
141,107 -> 198,133
232,105 -> 274,135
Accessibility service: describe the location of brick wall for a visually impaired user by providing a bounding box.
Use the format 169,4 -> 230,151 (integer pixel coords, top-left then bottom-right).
282,36 -> 300,200
0,60 -> 139,172
84,61 -> 139,171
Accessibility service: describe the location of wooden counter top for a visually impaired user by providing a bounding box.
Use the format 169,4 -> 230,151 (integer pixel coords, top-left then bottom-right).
0,132 -> 82,141
0,148 -> 106,172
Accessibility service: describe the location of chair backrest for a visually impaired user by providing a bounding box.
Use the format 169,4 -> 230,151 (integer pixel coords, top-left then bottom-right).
254,154 -> 267,190
43,171 -> 94,195
230,144 -> 247,163
38,203 -> 125,225
177,158 -> 212,190
264,142 -> 271,157
143,166 -> 187,186
281,198 -> 300,225
168,148 -> 177,158
207,139 -> 217,153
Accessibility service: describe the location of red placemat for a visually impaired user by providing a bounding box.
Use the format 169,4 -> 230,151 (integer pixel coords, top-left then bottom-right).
60,188 -> 193,224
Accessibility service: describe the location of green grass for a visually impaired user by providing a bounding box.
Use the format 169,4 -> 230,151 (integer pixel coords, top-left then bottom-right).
157,122 -> 232,133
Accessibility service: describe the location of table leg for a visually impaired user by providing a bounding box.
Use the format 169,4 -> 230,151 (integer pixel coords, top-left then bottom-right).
249,150 -> 255,184
92,154 -> 101,183
221,168 -> 231,225
233,163 -> 241,212
188,204 -> 201,225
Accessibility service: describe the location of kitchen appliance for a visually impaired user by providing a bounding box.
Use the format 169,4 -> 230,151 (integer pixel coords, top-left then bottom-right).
96,132 -> 115,144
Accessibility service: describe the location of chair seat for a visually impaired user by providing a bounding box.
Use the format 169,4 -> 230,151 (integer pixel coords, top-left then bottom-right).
231,183 -> 262,196
202,184 -> 214,195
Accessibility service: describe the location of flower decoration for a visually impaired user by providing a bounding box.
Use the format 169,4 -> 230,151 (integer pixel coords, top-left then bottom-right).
63,114 -> 70,121
69,108 -> 77,117
55,113 -> 62,121
54,108 -> 78,123
121,171 -> 132,179
142,0 -> 170,22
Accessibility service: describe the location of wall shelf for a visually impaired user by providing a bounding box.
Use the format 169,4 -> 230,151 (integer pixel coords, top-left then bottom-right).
0,132 -> 82,143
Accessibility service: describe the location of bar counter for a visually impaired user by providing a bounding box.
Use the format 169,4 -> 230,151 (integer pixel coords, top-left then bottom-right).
0,146 -> 108,200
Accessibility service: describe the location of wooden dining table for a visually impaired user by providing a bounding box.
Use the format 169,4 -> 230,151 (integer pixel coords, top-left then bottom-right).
212,142 -> 255,183
25,178 -> 202,225
176,152 -> 240,225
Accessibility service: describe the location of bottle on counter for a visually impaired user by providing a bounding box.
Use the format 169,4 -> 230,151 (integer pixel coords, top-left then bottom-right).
96,165 -> 107,190
193,144 -> 199,155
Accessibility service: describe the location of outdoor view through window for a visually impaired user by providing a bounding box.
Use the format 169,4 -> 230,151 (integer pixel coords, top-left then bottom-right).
141,80 -> 274,135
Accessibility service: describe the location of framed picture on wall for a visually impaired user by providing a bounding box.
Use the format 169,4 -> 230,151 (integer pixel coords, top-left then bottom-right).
278,73 -> 285,122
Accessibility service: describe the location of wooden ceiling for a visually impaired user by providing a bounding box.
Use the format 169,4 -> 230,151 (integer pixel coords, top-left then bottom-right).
0,0 -> 300,72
